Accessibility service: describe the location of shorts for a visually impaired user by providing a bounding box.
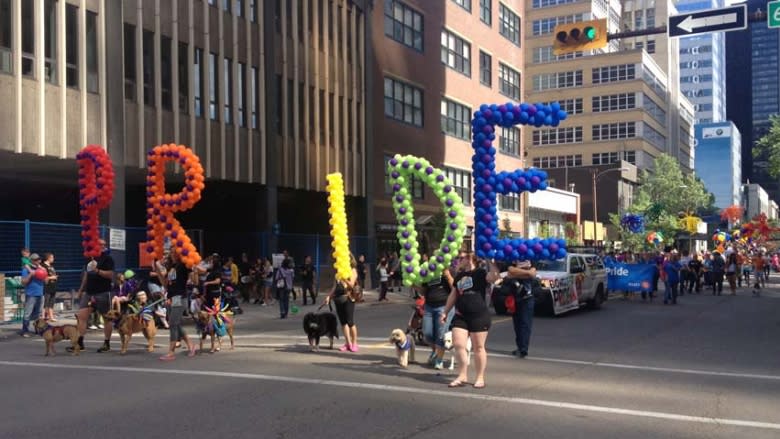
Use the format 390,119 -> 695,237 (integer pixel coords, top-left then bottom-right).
333,295 -> 355,327
79,292 -> 111,315
44,290 -> 57,308
451,312 -> 491,333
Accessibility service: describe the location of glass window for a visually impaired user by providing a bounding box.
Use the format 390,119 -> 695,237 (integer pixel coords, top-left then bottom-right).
384,0 -> 423,52
65,4 -> 78,87
532,0 -> 578,8
124,24 -> 135,100
479,51 -> 491,87
251,66 -> 258,129
44,0 -> 56,84
532,126 -> 583,145
441,29 -> 471,77
384,76 -> 423,127
440,98 -> 471,141
224,57 -> 232,124
592,64 -> 636,84
250,0 -> 257,22
452,0 -> 471,12
86,11 -> 98,92
0,0 -> 11,73
480,0 -> 491,26
544,98 -> 583,115
238,62 -> 246,127
194,48 -> 203,117
209,52 -> 218,120
499,193 -> 519,211
161,36 -> 172,110
499,127 -> 519,155
533,70 -> 582,90
592,93 -> 636,112
21,0 -> 34,77
385,155 -> 424,199
443,167 -> 472,204
236,0 -> 243,16
498,3 -> 520,46
591,122 -> 636,140
178,42 -> 188,113
223,0 -> 231,12
143,30 -> 154,105
498,62 -> 520,100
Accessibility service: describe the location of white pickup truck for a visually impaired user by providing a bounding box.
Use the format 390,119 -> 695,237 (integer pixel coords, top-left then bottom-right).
534,253 -> 608,315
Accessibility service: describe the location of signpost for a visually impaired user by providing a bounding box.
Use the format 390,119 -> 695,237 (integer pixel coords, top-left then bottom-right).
668,4 -> 747,38
770,1 -> 780,29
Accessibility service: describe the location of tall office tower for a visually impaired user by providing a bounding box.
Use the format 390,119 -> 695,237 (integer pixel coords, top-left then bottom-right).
675,0 -> 727,124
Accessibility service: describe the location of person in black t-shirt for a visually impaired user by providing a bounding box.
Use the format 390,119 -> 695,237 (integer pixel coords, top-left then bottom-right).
301,256 -> 317,305
159,251 -> 197,361
70,239 -> 115,353
440,253 -> 499,389
688,253 -> 703,294
203,258 -> 223,309
420,269 -> 453,370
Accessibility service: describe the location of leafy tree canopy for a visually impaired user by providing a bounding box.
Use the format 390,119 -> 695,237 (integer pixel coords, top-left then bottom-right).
755,115 -> 780,178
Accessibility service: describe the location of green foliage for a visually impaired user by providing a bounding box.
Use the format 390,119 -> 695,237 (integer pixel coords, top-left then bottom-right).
614,154 -> 715,251
755,115 -> 780,178
565,222 -> 581,246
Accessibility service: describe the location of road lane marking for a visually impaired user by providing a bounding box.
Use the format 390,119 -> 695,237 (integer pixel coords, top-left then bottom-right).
0,360 -> 778,431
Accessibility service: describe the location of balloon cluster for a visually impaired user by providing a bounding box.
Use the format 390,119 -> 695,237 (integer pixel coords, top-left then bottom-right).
720,205 -> 744,223
712,231 -> 727,243
77,145 -> 115,258
680,214 -> 701,234
471,102 -> 567,261
741,214 -> 779,243
388,155 -> 466,286
646,231 -> 664,245
143,144 -> 205,269
620,213 -> 645,234
326,173 -> 352,282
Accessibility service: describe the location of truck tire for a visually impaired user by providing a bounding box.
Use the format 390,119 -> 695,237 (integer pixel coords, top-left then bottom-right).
589,284 -> 605,309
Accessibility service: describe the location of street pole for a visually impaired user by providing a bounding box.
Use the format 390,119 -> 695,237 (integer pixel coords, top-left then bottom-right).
592,169 -> 598,248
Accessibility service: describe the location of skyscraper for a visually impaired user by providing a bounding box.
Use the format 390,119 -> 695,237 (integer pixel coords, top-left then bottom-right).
726,0 -> 780,202
675,0 -> 727,124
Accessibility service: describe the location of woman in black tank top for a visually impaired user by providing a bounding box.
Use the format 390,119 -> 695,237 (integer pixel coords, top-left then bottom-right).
324,254 -> 360,352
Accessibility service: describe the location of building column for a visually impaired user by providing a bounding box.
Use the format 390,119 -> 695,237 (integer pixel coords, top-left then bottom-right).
362,2 -> 375,266
263,0 -> 278,251
105,0 -> 126,268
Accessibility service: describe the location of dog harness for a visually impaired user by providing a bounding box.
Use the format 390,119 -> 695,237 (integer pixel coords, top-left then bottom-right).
395,338 -> 412,351
36,324 -> 66,338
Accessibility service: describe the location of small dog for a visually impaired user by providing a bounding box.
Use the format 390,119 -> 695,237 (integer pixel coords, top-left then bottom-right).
195,310 -> 235,353
104,309 -> 157,355
442,330 -> 472,371
389,328 -> 416,368
34,318 -> 81,356
303,312 -> 339,351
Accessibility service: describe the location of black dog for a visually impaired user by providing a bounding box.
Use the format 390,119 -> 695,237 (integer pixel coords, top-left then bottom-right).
303,312 -> 339,351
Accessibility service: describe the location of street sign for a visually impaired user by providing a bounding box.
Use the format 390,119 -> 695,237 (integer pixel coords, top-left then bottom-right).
769,0 -> 780,29
668,4 -> 747,38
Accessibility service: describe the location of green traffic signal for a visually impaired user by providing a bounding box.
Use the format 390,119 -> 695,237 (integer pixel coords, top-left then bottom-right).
584,26 -> 596,41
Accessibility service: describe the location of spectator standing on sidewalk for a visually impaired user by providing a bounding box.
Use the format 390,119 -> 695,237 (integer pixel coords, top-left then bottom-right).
356,254 -> 367,290
688,252 -> 703,294
19,253 -> 45,337
41,252 -> 59,322
507,260 -> 536,359
301,256 -> 317,305
377,258 -> 390,302
711,251 -> 725,295
725,252 -> 738,296
274,258 -> 295,318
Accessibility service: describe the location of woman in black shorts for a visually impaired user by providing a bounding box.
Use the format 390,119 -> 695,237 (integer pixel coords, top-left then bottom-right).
440,253 -> 499,389
324,254 -> 360,352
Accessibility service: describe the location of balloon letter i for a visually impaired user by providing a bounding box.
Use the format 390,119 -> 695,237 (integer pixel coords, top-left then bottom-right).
326,173 -> 352,281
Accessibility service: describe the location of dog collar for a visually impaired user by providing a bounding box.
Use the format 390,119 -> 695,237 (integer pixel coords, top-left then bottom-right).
396,338 -> 412,351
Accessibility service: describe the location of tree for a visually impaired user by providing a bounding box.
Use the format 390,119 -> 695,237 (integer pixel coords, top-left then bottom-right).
612,154 -> 715,252
754,115 -> 780,177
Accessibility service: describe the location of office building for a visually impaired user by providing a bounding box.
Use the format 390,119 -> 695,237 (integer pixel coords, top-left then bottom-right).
0,0 -> 371,255
675,0 -> 727,125
370,0 -> 528,254
523,0 -> 695,230
742,183 -> 779,221
694,121 -> 741,209
726,0 -> 780,203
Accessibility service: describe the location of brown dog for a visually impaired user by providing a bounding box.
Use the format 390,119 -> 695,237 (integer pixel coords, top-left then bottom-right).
104,309 -> 157,355
34,318 -> 81,356
195,310 -> 235,353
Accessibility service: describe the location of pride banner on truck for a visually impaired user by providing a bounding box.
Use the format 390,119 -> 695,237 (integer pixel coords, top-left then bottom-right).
605,262 -> 656,292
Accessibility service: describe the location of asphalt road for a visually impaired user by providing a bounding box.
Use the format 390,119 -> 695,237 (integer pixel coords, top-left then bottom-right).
1,285 -> 779,439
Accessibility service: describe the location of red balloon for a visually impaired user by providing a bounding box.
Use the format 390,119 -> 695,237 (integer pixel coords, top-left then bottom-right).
34,267 -> 48,281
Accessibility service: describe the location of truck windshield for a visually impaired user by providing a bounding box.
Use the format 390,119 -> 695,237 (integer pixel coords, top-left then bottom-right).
535,260 -> 567,272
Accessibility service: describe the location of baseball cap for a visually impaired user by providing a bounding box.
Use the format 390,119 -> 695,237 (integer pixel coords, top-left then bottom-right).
30,253 -> 41,260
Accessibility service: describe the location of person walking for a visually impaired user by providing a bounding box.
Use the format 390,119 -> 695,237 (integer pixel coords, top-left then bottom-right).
159,251 -> 197,360
420,268 -> 454,369
507,260 -> 537,358
41,253 -> 59,322
68,239 -> 115,353
663,254 -> 681,305
711,251 -> 725,296
274,258 -> 295,319
725,252 -> 738,296
752,251 -> 767,296
324,254 -> 360,352
19,253 -> 45,337
377,258 -> 390,302
440,253 -> 499,389
688,252 -> 702,294
301,256 -> 317,306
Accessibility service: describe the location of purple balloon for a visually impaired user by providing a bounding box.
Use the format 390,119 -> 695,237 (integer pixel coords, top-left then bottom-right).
390,158 -> 398,166
442,245 -> 451,253
420,269 -> 428,277
399,207 -> 407,214
549,243 -> 559,253
405,254 -> 413,262
414,162 -> 422,170
406,266 -> 414,273
426,167 -> 434,175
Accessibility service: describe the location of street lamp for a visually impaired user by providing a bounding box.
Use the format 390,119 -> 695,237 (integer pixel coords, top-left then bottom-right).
592,167 -> 629,247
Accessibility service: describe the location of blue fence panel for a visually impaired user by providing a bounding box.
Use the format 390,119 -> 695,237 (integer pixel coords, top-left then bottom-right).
0,221 -> 25,274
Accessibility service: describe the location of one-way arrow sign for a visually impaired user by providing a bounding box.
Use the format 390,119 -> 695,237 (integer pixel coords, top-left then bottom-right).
669,4 -> 747,38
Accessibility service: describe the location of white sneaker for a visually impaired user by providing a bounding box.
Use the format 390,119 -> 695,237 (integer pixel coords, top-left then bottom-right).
97,324 -> 104,329
88,324 -> 98,330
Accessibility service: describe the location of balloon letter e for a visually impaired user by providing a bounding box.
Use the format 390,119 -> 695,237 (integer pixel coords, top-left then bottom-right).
77,145 -> 115,258
143,144 -> 205,269
387,155 -> 466,287
471,102 -> 568,261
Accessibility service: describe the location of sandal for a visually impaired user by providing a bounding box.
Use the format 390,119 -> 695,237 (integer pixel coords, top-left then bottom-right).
448,379 -> 467,388
187,346 -> 197,357
473,381 -> 486,389
159,354 -> 176,361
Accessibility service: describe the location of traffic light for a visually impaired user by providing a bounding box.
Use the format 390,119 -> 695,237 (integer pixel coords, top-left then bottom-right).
553,18 -> 608,55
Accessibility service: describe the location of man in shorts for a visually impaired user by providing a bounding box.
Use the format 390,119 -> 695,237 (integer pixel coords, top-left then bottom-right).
68,239 -> 115,353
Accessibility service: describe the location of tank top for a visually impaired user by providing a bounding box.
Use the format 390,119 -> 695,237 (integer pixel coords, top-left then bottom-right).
424,275 -> 450,307
453,268 -> 488,315
333,281 -> 346,297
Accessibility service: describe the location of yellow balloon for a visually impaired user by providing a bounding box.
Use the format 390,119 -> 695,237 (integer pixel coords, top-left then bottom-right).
327,173 -> 352,281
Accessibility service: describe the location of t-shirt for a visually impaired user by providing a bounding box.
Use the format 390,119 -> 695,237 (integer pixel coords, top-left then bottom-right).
22,267 -> 44,297
424,275 -> 451,307
301,263 -> 315,282
711,255 -> 725,273
453,268 -> 488,315
204,271 -> 222,304
379,267 -> 389,282
688,259 -> 702,272
356,262 -> 366,279
42,262 -> 57,295
85,253 -> 115,294
21,256 -> 32,269
167,262 -> 190,298
663,261 -> 681,284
